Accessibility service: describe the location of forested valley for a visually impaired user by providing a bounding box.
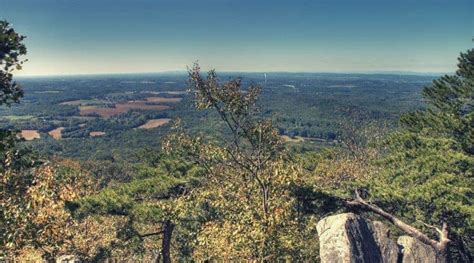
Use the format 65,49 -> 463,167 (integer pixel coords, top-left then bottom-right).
1,21 -> 473,262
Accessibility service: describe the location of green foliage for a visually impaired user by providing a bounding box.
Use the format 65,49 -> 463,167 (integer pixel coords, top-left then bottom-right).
73,173 -> 190,219
4,17 -> 468,260
70,149 -> 203,261
0,71 -> 430,160
373,133 -> 473,228
161,65 -> 313,260
364,49 -> 474,259
0,20 -> 27,106
400,49 -> 474,154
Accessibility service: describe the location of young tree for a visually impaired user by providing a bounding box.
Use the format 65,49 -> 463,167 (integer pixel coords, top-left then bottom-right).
345,49 -> 474,262
163,64 -> 306,260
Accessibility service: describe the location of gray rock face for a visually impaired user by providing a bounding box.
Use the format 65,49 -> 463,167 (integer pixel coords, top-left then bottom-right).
317,213 -> 443,263
317,213 -> 389,263
372,221 -> 399,263
397,236 -> 443,263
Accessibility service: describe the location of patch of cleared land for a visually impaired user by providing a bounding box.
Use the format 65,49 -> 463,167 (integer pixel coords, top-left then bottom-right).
20,130 -> 40,140
145,97 -> 182,103
280,135 -> 305,143
80,101 -> 171,118
141,91 -> 187,95
66,116 -> 96,121
90,131 -> 106,137
138,118 -> 171,129
1,115 -> 35,121
48,127 -> 64,140
60,99 -> 107,106
280,135 -> 330,144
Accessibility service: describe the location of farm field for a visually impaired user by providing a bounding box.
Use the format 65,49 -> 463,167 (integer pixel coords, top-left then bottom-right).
1,115 -> 35,121
90,131 -> 106,137
145,97 -> 182,103
20,130 -> 40,140
79,101 -> 171,118
0,72 -> 432,160
60,99 -> 108,106
48,127 -> 64,139
138,118 -> 172,129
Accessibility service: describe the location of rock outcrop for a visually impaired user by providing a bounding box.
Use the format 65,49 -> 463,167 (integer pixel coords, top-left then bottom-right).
372,221 -> 399,263
316,213 -> 393,263
398,236 -> 443,263
317,213 -> 441,263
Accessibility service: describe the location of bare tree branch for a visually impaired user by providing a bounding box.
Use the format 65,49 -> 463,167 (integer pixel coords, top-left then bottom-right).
417,220 -> 443,235
139,231 -> 164,239
345,189 -> 450,252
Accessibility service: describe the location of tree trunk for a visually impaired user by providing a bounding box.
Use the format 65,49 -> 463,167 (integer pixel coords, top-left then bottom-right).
161,220 -> 175,263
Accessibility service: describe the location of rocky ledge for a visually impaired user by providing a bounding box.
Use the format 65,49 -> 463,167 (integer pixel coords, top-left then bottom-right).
316,213 -> 443,263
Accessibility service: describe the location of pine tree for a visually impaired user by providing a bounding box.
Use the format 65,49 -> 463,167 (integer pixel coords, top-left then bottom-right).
347,49 -> 474,262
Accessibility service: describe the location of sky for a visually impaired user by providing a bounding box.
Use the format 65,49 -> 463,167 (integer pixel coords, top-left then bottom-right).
0,0 -> 473,76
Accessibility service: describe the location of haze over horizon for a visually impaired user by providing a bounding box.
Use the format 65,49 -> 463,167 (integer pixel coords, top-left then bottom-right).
1,0 -> 472,76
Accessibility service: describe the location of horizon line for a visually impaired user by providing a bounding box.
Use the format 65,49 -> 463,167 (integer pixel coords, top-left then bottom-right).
15,69 -> 451,78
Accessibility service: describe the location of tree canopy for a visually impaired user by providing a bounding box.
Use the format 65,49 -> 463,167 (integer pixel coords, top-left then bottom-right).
349,49 -> 474,261
0,20 -> 26,106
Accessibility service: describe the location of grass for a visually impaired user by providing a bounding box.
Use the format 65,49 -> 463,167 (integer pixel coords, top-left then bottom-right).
1,115 -> 35,121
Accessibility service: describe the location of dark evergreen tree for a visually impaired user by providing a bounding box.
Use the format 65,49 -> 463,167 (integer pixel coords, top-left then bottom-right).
347,49 -> 474,262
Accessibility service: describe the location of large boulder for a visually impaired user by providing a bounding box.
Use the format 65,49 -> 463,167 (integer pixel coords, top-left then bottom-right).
317,213 -> 390,263
372,221 -> 399,263
397,236 -> 443,263
316,213 -> 446,263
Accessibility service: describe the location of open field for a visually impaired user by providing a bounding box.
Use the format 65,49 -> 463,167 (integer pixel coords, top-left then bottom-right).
48,127 -> 64,139
7,73 -> 430,160
141,91 -> 187,95
281,135 -> 305,143
138,118 -> 172,129
1,115 -> 35,121
79,101 -> 171,118
145,97 -> 182,103
60,99 -> 108,106
20,130 -> 40,140
90,131 -> 106,137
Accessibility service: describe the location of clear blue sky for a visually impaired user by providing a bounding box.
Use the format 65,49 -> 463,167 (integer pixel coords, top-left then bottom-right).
1,0 -> 472,76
